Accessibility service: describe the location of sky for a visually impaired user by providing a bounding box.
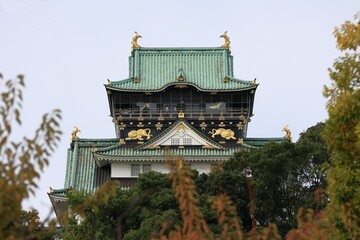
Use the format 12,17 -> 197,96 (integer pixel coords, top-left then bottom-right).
1,0 -> 359,221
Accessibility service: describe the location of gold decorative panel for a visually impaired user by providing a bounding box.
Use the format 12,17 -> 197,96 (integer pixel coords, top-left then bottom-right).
209,128 -> 236,140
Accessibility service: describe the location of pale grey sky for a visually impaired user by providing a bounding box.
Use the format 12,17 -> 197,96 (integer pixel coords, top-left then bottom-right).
1,0 -> 359,221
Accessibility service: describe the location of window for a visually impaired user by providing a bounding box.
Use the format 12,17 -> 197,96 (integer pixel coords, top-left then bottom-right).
131,164 -> 152,176
131,164 -> 140,176
142,164 -> 152,174
171,138 -> 180,145
183,138 -> 192,145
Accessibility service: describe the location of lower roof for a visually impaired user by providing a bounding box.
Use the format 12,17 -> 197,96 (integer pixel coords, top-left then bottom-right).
58,136 -> 288,193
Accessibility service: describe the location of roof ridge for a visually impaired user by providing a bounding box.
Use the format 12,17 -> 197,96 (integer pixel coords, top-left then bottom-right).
95,142 -> 121,152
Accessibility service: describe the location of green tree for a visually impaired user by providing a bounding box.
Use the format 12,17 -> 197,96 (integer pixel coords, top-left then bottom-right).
323,13 -> 360,239
0,73 -> 62,239
62,171 -> 180,240
296,122 -> 329,210
214,123 -> 329,237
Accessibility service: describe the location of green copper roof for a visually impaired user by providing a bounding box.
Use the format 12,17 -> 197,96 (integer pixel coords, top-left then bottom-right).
244,137 -> 289,147
64,139 -> 118,193
106,48 -> 257,92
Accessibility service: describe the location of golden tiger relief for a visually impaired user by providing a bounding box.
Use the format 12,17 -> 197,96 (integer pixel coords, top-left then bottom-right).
209,128 -> 236,140
125,128 -> 152,141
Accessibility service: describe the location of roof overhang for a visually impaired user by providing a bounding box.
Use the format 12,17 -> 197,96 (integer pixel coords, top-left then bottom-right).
48,193 -> 68,227
105,81 -> 258,93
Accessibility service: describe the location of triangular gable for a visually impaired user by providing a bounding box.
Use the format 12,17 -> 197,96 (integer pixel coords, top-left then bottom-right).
136,120 -> 224,150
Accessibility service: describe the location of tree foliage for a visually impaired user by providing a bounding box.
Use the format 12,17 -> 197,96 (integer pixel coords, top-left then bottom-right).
220,123 -> 328,237
0,73 -> 62,239
323,13 -> 360,239
62,171 -> 179,240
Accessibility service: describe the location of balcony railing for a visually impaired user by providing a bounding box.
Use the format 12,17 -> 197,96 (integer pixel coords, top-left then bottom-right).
112,178 -> 138,190
115,109 -> 249,121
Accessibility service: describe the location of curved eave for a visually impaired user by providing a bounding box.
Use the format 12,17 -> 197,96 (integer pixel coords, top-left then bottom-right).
92,146 -> 243,164
95,143 -> 121,152
48,193 -> 68,227
105,80 -> 258,93
93,152 -> 233,164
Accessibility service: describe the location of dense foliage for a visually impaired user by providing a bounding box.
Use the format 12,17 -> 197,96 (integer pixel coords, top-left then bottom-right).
209,122 -> 329,237
62,172 -> 179,240
323,13 -> 360,239
0,73 -> 62,239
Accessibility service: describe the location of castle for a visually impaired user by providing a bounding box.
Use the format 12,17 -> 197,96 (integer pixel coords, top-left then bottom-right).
48,32 -> 289,226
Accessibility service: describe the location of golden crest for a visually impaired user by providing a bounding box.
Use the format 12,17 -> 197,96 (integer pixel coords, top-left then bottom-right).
220,31 -> 231,51
282,125 -> 292,142
131,31 -> 142,50
70,127 -> 80,143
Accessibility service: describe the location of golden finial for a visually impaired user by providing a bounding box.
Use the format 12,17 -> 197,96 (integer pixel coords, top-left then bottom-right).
177,69 -> 185,81
107,79 -> 112,85
70,127 -> 81,143
282,125 -> 292,142
237,138 -> 244,145
131,31 -> 142,51
253,78 -> 257,84
49,187 -> 54,193
178,111 -> 185,118
220,31 -> 231,51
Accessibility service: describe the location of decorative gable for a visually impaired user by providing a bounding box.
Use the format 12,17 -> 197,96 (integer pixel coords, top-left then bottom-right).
137,120 -> 224,150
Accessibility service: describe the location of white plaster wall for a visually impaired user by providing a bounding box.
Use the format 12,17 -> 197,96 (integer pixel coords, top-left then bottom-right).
191,161 -> 212,174
111,161 -> 169,177
111,160 -> 215,177
111,162 -> 132,177
151,162 -> 170,174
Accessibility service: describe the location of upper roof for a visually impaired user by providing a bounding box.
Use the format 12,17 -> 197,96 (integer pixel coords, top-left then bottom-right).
106,48 -> 257,92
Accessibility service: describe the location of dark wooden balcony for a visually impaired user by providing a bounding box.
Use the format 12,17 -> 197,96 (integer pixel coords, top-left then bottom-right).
115,109 -> 249,121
